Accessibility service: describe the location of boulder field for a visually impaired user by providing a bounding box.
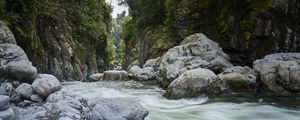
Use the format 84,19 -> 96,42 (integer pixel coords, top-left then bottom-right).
122,33 -> 300,99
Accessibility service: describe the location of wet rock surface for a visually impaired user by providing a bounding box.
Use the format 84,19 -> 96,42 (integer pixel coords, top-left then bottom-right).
254,53 -> 300,94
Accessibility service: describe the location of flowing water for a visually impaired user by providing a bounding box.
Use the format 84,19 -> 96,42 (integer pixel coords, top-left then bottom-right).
62,81 -> 300,120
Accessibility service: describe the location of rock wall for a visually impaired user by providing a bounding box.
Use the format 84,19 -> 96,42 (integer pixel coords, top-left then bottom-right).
124,0 -> 300,66
0,0 -> 112,81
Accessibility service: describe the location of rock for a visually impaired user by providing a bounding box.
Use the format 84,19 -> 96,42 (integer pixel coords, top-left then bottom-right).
208,66 -> 257,95
0,108 -> 15,120
0,44 -> 38,82
32,74 -> 61,97
164,68 -> 217,99
17,100 -> 33,107
91,97 -> 149,120
0,95 -> 10,111
9,92 -> 21,103
13,106 -> 47,120
30,94 -> 43,103
0,21 -> 16,44
143,57 -> 161,70
46,91 -> 92,120
253,53 -> 300,94
89,73 -> 103,81
159,33 -> 232,87
15,83 -> 33,99
103,70 -> 129,81
127,60 -> 139,71
0,83 -> 13,96
129,65 -> 157,81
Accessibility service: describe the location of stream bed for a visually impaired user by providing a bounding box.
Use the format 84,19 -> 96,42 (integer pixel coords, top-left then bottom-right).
62,81 -> 300,120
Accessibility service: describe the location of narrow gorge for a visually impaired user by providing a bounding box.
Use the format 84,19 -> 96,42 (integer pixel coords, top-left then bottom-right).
1,0 -> 300,120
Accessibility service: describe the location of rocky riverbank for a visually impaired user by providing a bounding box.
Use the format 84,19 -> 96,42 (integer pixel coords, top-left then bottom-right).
91,33 -> 300,100
0,21 -> 148,120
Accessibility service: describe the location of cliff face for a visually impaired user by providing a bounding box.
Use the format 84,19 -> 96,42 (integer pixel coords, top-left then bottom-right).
124,0 -> 300,66
0,0 -> 112,81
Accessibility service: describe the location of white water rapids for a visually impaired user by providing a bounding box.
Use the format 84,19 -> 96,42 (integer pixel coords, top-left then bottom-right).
62,81 -> 300,120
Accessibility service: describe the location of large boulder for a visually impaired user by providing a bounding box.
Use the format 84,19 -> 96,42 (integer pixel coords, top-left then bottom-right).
208,66 -> 257,95
0,95 -> 14,120
253,53 -> 300,94
159,33 -> 232,87
89,73 -> 103,81
32,74 -> 61,97
0,21 -> 16,44
0,95 -> 10,111
15,83 -> 33,99
0,107 -> 15,120
91,97 -> 149,120
0,44 -> 38,82
15,91 -> 91,120
129,65 -> 157,81
103,70 -> 129,81
164,68 -> 217,99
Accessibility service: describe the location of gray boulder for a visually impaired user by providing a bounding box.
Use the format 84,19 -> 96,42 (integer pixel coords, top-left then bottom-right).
0,44 -> 38,82
159,33 -> 232,87
45,91 -> 91,120
164,68 -> 217,99
30,94 -> 43,103
143,57 -> 161,70
0,83 -> 13,96
253,53 -> 300,94
129,65 -> 157,81
208,66 -> 257,95
0,108 -> 14,120
103,70 -> 129,81
15,83 -> 33,99
0,95 -> 10,111
89,73 -> 103,81
32,74 -> 61,97
13,106 -> 47,120
0,21 -> 16,44
91,97 -> 149,120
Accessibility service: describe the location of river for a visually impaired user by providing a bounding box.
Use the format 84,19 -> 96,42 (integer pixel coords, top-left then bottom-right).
62,81 -> 300,120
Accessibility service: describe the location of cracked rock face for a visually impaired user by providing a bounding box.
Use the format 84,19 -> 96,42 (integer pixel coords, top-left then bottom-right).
0,21 -> 16,44
254,53 -> 300,94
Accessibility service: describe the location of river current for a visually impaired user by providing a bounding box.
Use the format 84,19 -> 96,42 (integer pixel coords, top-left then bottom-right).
62,81 -> 300,120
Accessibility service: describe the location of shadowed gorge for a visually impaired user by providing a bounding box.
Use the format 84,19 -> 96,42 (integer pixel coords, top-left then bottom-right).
1,0 -> 300,120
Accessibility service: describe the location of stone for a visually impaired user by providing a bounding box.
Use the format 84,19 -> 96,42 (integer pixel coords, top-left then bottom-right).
159,33 -> 232,88
91,97 -> 149,120
129,65 -> 157,81
46,91 -> 92,120
89,73 -> 103,81
164,68 -> 217,99
0,21 -> 16,44
32,74 -> 61,97
103,70 -> 129,81
208,66 -> 257,95
0,95 -> 10,111
143,57 -> 161,70
15,83 -> 33,99
0,44 -> 38,82
0,108 -> 15,120
253,53 -> 300,94
0,83 -> 13,96
13,106 -> 47,120
30,94 -> 43,103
